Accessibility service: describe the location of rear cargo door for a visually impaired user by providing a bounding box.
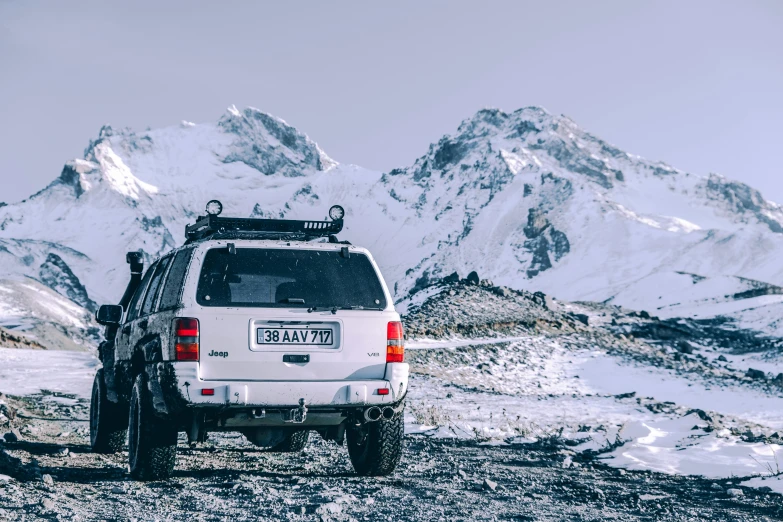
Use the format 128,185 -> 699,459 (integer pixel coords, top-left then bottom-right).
199,309 -> 395,381
194,247 -> 393,382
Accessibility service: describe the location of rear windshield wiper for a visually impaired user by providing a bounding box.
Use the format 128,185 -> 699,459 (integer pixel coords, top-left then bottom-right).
279,298 -> 306,304
307,305 -> 383,313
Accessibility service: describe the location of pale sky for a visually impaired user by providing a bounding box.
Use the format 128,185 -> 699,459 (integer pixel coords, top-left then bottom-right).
1,1 -> 781,203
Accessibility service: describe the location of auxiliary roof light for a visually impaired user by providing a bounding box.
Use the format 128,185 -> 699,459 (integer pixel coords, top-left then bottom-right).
328,205 -> 345,221
206,200 -> 223,216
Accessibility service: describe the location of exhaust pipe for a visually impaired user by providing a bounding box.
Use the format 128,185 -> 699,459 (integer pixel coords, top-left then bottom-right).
364,406 -> 382,422
382,407 -> 395,420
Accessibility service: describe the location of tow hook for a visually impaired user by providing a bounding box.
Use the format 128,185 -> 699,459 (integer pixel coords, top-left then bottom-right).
285,398 -> 308,424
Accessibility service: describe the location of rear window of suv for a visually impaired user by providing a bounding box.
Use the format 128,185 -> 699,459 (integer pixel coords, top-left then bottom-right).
196,248 -> 387,309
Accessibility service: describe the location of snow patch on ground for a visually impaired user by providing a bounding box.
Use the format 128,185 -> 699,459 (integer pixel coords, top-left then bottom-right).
407,336 -> 530,350
600,415 -> 781,479
742,475 -> 783,495
0,347 -> 98,397
406,337 -> 783,492
578,352 -> 783,429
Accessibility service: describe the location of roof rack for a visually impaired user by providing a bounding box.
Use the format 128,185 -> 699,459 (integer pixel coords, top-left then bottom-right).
184,201 -> 345,243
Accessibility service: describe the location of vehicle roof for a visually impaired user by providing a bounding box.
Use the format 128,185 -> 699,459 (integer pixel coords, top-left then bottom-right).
149,238 -> 372,265
194,238 -> 369,252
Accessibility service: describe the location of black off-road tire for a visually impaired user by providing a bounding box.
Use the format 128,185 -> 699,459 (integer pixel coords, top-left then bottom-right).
90,369 -> 127,454
347,412 -> 404,476
128,373 -> 178,480
270,430 -> 310,453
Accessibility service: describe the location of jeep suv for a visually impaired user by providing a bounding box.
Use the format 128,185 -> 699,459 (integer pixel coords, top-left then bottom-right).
91,202 -> 408,480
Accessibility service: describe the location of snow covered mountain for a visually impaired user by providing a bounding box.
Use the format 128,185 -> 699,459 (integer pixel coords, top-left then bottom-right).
0,107 -> 341,305
3,104 -> 783,341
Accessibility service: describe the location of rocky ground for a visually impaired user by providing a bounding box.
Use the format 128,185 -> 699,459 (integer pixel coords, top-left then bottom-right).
0,391 -> 782,521
405,277 -> 783,394
0,326 -> 44,351
1,277 -> 783,520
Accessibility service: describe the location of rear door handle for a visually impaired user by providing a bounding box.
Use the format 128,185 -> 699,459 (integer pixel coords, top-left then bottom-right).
138,319 -> 148,330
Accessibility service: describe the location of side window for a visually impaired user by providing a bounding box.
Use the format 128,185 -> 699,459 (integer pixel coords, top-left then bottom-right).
126,262 -> 157,323
159,248 -> 194,311
141,256 -> 172,316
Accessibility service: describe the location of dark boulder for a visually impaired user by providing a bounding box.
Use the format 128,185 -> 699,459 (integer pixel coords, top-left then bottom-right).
531,291 -> 549,310
441,272 -> 460,285
686,409 -> 713,422
676,341 -> 694,355
492,286 -> 512,298
572,313 -> 589,326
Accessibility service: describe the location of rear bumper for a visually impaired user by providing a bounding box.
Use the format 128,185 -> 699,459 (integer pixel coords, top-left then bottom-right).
157,361 -> 409,409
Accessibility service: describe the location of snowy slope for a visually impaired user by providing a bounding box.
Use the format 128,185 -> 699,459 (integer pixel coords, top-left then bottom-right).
2,105 -> 783,336
370,109 -> 783,309
0,278 -> 99,350
0,107 -> 343,306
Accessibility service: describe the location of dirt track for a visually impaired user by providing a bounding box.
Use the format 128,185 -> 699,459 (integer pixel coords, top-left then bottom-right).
1,392 -> 782,522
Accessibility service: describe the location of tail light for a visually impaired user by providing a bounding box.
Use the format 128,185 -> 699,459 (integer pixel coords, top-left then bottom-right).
386,321 -> 404,363
175,318 -> 199,361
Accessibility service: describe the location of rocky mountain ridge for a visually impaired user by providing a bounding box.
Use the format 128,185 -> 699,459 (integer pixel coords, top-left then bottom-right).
403,276 -> 783,394
2,105 -> 783,344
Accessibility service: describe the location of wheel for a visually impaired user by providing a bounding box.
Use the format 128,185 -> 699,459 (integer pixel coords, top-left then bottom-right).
270,431 -> 310,453
347,412 -> 404,476
90,369 -> 127,454
128,373 -> 178,480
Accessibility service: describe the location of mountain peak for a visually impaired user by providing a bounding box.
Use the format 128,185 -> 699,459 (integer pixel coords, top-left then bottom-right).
453,106 -> 562,143
456,108 -> 506,134
218,105 -> 337,174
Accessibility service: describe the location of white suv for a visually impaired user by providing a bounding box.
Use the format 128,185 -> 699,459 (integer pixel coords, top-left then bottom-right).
91,203 -> 408,480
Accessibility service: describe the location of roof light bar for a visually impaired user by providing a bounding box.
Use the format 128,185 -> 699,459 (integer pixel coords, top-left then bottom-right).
184,202 -> 345,243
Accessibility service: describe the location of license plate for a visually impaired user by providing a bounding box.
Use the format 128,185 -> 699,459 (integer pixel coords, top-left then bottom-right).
256,327 -> 333,345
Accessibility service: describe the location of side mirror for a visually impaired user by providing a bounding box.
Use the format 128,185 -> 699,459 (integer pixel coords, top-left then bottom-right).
96,304 -> 124,325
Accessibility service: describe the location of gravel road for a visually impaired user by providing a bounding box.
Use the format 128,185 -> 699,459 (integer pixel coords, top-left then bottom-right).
1,391 -> 782,521
2,281 -> 783,520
